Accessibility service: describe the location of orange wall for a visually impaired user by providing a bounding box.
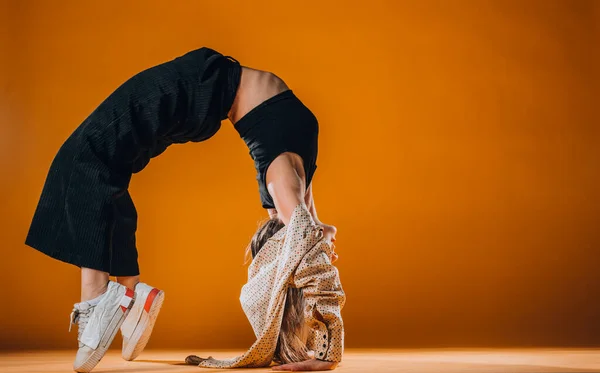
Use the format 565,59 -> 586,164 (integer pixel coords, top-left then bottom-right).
1,0 -> 599,350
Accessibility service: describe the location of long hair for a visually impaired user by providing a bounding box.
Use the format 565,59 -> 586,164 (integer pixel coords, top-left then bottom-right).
248,218 -> 310,364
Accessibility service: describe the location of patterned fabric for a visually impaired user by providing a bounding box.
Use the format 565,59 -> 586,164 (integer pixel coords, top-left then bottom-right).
186,204 -> 345,368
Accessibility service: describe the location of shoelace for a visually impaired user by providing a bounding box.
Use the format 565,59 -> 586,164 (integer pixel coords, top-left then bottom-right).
69,305 -> 94,340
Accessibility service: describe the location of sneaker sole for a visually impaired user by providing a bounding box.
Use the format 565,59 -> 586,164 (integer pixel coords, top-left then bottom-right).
122,289 -> 165,361
74,292 -> 136,373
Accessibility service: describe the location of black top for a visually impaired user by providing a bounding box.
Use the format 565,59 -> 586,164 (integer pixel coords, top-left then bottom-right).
234,90 -> 319,209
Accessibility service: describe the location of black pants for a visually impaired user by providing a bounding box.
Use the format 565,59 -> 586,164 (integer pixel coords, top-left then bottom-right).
25,47 -> 241,276
25,133 -> 141,276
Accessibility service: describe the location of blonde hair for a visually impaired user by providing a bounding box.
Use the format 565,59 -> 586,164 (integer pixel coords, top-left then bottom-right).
248,218 -> 310,364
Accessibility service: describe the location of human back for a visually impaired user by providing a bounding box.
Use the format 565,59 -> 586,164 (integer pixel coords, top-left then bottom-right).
228,67 -> 290,123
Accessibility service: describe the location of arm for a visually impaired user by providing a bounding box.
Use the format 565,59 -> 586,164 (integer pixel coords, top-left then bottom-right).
304,183 -> 337,246
266,154 -> 337,247
266,154 -> 307,225
304,183 -> 322,225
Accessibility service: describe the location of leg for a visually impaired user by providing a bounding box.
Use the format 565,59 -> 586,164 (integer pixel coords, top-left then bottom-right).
117,276 -> 140,290
70,188 -> 142,371
110,189 -> 164,362
80,187 -> 139,299
81,268 -> 110,302
109,190 -> 140,277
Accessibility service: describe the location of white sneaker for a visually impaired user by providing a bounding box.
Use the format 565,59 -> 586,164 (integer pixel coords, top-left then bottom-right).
69,281 -> 135,372
120,282 -> 165,361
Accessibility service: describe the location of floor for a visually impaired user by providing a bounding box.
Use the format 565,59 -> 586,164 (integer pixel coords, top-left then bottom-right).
2,349 -> 600,373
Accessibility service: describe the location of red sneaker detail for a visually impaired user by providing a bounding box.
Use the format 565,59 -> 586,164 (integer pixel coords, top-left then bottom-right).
144,288 -> 161,313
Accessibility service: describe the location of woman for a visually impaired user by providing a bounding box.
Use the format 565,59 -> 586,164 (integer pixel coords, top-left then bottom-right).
25,47 -> 340,372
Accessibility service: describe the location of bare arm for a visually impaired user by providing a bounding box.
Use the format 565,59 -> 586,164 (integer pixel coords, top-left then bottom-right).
304,183 -> 321,225
266,154 -> 306,225
266,154 -> 336,243
304,183 -> 337,245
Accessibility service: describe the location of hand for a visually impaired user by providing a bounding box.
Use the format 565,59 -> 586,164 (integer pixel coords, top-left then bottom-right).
317,223 -> 338,262
330,247 -> 339,263
272,359 -> 338,371
318,223 -> 337,243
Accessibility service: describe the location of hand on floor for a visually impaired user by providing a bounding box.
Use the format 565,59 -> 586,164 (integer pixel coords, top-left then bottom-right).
272,359 -> 338,371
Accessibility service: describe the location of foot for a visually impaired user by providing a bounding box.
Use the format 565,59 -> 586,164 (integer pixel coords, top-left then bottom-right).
70,281 -> 135,372
120,283 -> 165,361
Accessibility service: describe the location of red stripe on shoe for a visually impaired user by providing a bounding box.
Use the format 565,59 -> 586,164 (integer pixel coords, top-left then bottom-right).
144,288 -> 161,313
125,288 -> 135,298
119,288 -> 135,313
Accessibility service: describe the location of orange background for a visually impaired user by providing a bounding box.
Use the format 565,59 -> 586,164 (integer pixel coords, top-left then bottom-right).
1,0 -> 599,350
